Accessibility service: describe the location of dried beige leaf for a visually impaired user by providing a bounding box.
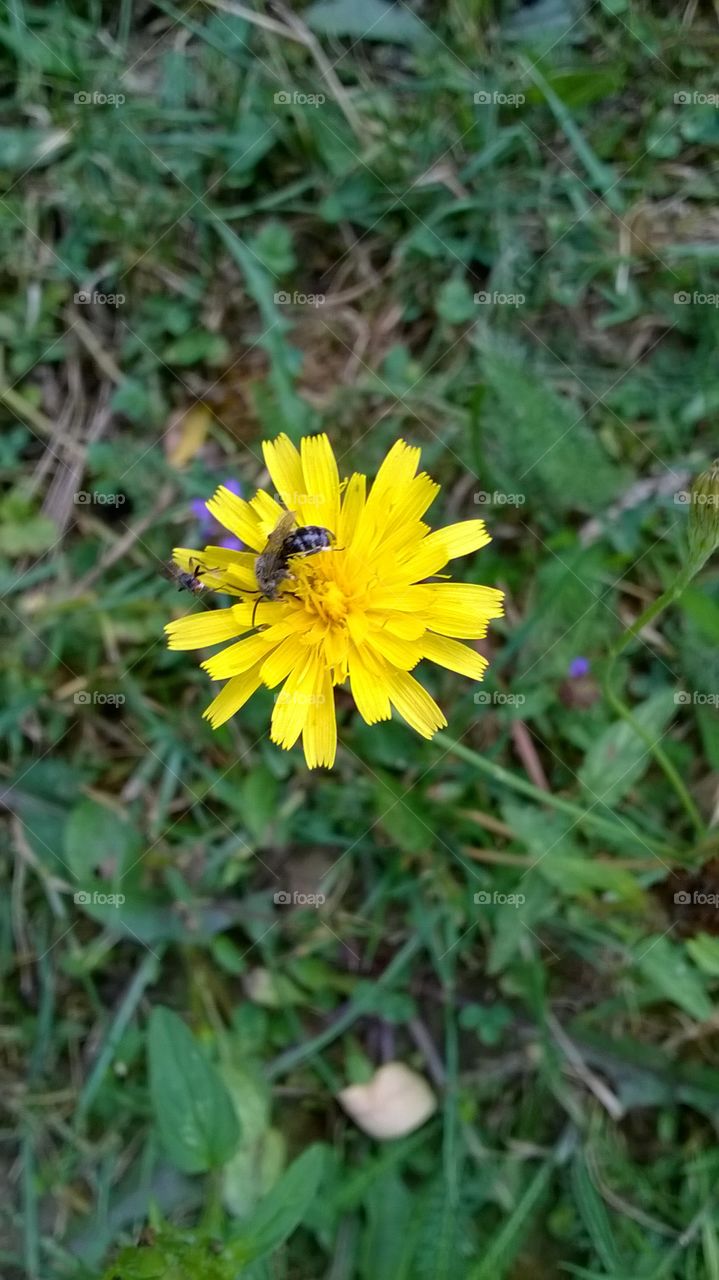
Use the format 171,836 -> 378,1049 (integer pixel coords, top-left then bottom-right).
338,1062 -> 437,1140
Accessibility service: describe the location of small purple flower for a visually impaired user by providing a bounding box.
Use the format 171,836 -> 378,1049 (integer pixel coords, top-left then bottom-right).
568,656 -> 590,679
191,497 -> 210,526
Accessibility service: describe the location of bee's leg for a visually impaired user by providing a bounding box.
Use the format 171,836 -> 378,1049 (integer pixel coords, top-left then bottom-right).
251,594 -> 264,628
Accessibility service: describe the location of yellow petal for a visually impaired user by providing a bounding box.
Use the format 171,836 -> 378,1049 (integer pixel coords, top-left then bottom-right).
203,623 -> 292,678
300,433 -> 340,532
425,584 -> 504,637
173,546 -> 255,574
260,634 -> 307,688
263,434 -> 305,510
388,540 -> 451,584
338,472 -> 366,547
384,668 -> 447,738
380,613 -> 426,641
368,627 -> 422,670
302,667 -> 337,768
348,646 -> 391,725
383,473 -> 439,536
422,519 -> 491,560
421,632 -> 489,679
206,486 -> 265,550
250,489 -> 285,534
270,653 -> 318,750
369,440 -> 420,504
369,586 -> 435,612
203,662 -> 264,728
351,440 -> 420,554
165,607 -> 243,651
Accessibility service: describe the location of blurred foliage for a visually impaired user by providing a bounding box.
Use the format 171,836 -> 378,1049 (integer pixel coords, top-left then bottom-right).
2,1 -> 719,1277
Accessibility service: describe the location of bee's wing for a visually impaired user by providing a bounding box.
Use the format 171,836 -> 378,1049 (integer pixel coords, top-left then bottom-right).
263,509 -> 297,551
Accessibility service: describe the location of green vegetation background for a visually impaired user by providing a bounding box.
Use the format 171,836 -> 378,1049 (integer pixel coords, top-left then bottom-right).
2,1 -> 719,1276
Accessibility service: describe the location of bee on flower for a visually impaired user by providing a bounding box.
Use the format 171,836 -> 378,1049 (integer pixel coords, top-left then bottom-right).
165,434 -> 504,768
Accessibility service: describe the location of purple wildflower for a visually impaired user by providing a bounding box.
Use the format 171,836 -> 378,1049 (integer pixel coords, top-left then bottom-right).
568,657 -> 590,679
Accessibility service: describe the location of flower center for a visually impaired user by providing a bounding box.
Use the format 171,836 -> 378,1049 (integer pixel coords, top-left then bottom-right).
294,562 -> 350,623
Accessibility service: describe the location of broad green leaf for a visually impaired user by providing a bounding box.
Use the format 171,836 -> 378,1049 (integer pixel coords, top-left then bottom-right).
229,1145 -> 326,1263
686,933 -> 719,978
538,852 -> 644,905
221,1063 -> 285,1218
64,798 -> 139,883
163,330 -> 229,366
250,222 -> 295,276
459,1002 -> 513,1046
579,689 -> 675,806
436,276 -> 476,325
148,1008 -> 241,1173
635,935 -> 713,1021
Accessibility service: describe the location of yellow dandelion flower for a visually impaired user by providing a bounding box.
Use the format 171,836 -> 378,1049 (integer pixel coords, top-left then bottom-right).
165,434 -> 504,769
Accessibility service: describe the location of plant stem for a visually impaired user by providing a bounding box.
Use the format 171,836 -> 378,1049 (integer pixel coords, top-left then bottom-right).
603,568 -> 704,840
433,732 -> 679,857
